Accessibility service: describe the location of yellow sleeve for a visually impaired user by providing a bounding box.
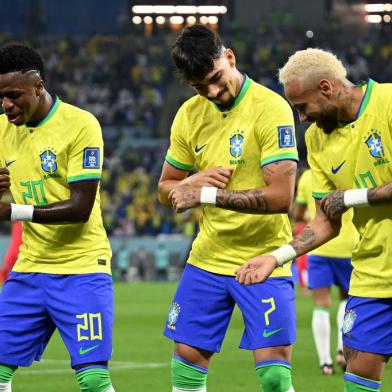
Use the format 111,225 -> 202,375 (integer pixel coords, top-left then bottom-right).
165,105 -> 195,171
258,96 -> 298,166
67,113 -> 103,183
295,170 -> 310,204
305,128 -> 335,199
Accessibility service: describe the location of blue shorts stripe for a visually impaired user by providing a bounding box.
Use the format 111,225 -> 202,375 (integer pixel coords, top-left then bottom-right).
344,372 -> 381,390
173,355 -> 208,374
255,360 -> 291,369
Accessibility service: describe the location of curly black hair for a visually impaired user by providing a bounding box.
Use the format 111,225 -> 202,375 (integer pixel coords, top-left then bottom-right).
0,44 -> 46,81
171,24 -> 224,81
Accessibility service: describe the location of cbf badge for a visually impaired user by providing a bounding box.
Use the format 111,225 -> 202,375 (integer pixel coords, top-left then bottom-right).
365,132 -> 384,158
342,309 -> 357,336
167,302 -> 181,330
230,132 -> 244,158
83,147 -> 100,169
278,126 -> 295,148
40,149 -> 57,174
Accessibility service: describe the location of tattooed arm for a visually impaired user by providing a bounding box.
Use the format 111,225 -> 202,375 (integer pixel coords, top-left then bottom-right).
158,162 -> 233,207
170,160 -> 297,214
235,199 -> 341,285
321,181 -> 392,220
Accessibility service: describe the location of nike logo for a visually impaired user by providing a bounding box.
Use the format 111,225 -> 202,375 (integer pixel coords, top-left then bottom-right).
263,328 -> 283,338
5,160 -> 16,167
194,144 -> 207,153
79,345 -> 99,355
331,160 -> 346,174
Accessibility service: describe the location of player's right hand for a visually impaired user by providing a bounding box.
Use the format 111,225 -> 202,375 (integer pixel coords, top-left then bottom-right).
0,167 -> 10,197
181,167 -> 233,188
235,255 -> 278,285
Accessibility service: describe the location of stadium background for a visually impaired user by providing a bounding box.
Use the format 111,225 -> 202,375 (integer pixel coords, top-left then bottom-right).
0,0 -> 391,390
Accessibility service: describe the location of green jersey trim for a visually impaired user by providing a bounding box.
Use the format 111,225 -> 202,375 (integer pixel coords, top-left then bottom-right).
312,191 -> 328,199
356,79 -> 375,119
260,153 -> 299,167
165,155 -> 194,171
212,74 -> 251,112
67,173 -> 101,183
36,96 -> 61,127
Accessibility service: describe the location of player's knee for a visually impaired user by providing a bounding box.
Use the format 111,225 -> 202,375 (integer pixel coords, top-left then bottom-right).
256,361 -> 293,392
76,367 -> 114,392
171,356 -> 208,391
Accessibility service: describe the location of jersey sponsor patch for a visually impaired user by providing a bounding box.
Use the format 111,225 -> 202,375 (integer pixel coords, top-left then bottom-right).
83,147 -> 100,169
278,126 -> 295,148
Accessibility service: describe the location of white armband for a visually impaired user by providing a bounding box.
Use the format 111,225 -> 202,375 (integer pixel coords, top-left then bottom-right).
200,186 -> 218,205
269,244 -> 297,267
343,189 -> 369,208
11,203 -> 34,222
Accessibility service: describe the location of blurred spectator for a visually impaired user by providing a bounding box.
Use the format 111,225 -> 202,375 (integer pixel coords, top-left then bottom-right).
154,243 -> 170,281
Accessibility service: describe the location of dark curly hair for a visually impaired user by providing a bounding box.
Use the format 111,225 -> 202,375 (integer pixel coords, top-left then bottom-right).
171,24 -> 224,81
0,44 -> 46,81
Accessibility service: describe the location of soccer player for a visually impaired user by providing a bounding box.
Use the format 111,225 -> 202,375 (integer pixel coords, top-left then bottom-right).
0,44 -> 115,392
236,48 -> 392,392
158,25 -> 298,392
294,168 -> 358,374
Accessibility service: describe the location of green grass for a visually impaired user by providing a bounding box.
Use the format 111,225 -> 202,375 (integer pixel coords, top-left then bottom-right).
11,283 -> 391,391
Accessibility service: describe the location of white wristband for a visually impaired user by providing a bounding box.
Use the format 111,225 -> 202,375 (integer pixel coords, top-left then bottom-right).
200,186 -> 218,205
343,189 -> 369,208
11,203 -> 34,222
269,244 -> 297,267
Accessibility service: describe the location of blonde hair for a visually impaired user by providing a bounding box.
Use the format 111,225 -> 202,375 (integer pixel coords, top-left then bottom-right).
279,48 -> 347,85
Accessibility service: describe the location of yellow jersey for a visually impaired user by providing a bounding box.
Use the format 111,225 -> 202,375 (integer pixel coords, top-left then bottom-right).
306,79 -> 392,297
295,169 -> 358,258
166,76 -> 298,276
0,97 -> 112,274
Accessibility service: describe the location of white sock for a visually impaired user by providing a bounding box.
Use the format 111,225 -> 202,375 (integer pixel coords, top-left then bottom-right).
0,382 -> 11,392
312,308 -> 332,365
337,300 -> 347,352
286,387 -> 295,392
105,386 -> 115,392
173,388 -> 206,392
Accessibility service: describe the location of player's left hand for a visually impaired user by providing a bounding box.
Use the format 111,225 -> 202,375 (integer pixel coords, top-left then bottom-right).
0,167 -> 10,199
169,185 -> 201,213
235,255 -> 277,285
0,202 -> 11,222
321,190 -> 347,220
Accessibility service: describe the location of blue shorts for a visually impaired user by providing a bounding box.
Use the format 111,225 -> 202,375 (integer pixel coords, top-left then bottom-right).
307,255 -> 352,291
0,272 -> 114,367
164,264 -> 296,352
342,296 -> 392,355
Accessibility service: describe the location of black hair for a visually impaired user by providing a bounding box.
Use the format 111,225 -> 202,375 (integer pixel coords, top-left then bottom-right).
171,24 -> 224,81
0,44 -> 46,81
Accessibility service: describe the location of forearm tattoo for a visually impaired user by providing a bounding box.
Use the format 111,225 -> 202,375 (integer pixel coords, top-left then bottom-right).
290,226 -> 317,255
368,181 -> 392,204
216,189 -> 268,213
325,190 -> 346,216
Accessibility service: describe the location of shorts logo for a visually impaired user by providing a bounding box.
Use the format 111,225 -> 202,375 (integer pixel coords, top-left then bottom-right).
40,149 -> 58,174
278,126 -> 295,148
342,309 -> 357,336
79,344 -> 99,355
167,302 -> 181,330
230,131 -> 244,158
83,148 -> 100,169
263,328 -> 283,338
